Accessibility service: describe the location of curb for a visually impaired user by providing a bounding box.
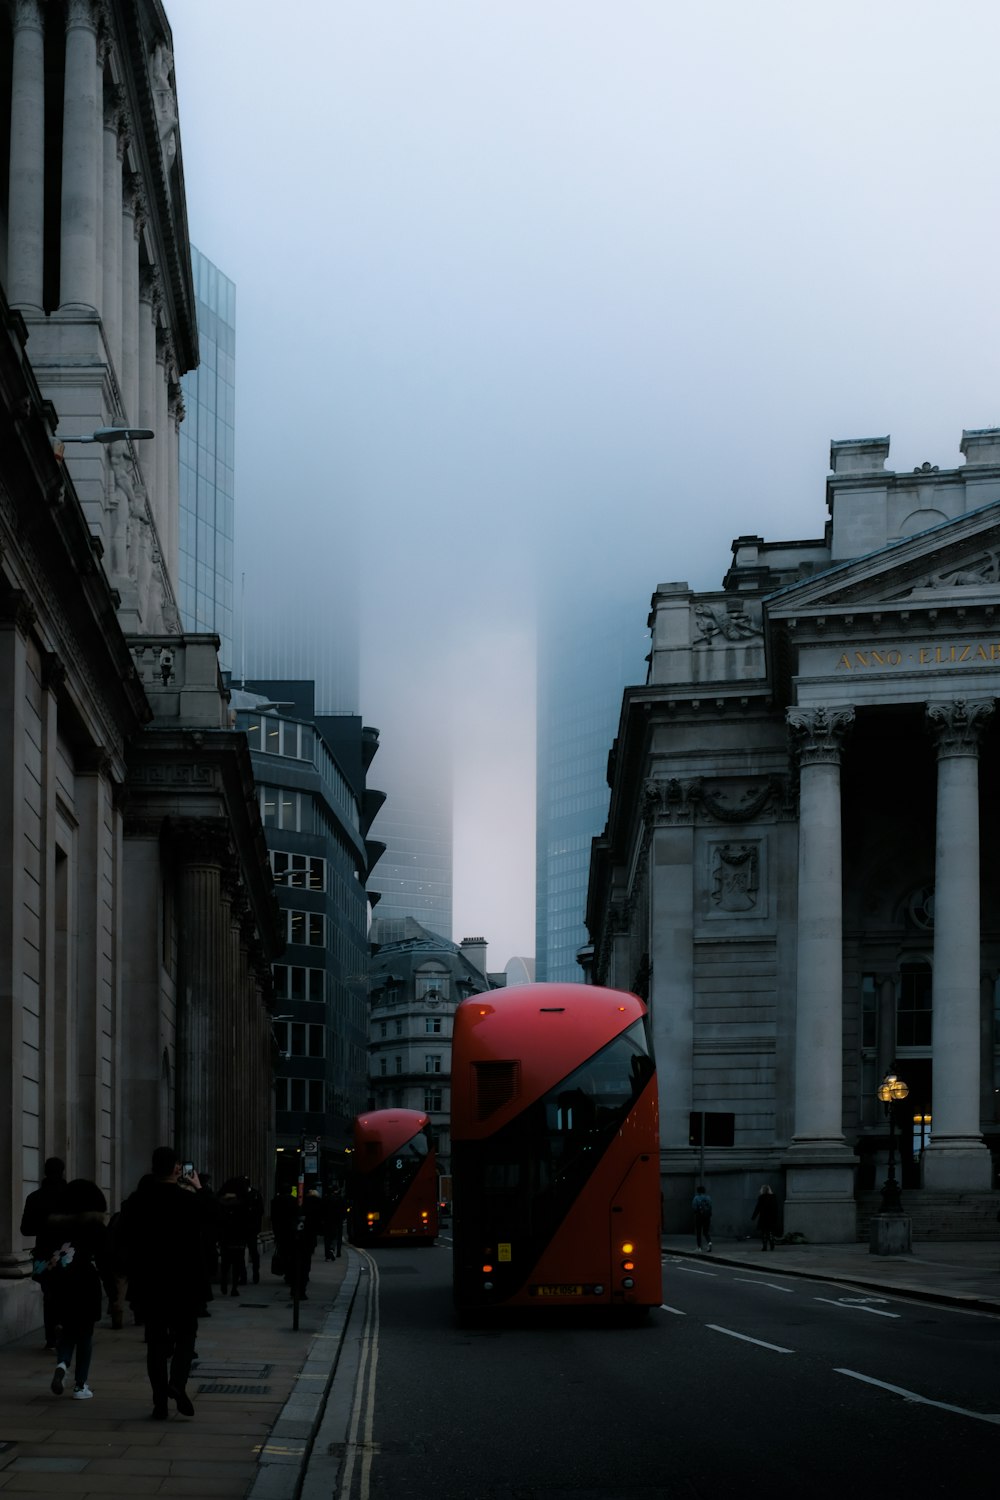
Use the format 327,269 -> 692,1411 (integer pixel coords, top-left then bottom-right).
663,1243 -> 1000,1314
246,1253 -> 363,1500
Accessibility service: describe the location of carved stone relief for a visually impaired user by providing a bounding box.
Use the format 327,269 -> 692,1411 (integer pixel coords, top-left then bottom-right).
708,839 -> 764,915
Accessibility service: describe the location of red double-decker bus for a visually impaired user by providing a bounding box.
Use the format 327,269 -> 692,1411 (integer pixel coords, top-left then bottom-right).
451,983 -> 661,1317
347,1108 -> 439,1246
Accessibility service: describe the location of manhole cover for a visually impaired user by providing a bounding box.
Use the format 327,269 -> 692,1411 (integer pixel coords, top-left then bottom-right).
197,1383 -> 272,1395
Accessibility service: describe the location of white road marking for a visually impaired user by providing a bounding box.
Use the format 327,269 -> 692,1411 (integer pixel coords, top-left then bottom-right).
815,1297 -> 899,1318
338,1250 -> 381,1500
706,1324 -> 794,1353
733,1277 -> 794,1293
672,1265 -> 718,1277
835,1369 -> 1000,1426
659,1303 -> 687,1315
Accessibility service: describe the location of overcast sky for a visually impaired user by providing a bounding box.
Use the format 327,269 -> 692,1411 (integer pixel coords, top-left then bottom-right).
168,0 -> 1000,965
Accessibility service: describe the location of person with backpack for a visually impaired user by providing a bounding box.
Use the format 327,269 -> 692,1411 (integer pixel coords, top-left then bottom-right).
35,1178 -> 111,1401
692,1184 -> 713,1252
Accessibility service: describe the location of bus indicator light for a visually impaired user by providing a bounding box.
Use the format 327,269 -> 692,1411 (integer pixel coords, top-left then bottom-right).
622,1260 -> 635,1272
482,1264 -> 493,1273
621,1242 -> 634,1254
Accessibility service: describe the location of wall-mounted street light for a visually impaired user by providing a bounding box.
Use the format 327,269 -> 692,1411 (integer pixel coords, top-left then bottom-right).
877,1070 -> 909,1212
58,426 -> 154,445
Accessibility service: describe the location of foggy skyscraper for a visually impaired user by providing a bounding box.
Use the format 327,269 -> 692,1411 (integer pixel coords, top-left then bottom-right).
535,598 -> 649,982
179,246 -> 236,671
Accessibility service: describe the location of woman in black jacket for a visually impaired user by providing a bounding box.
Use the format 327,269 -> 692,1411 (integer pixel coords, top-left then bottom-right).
35,1179 -> 111,1400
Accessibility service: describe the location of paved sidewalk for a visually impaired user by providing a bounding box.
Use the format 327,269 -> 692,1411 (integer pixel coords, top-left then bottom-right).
0,1249 -> 354,1499
663,1235 -> 1000,1312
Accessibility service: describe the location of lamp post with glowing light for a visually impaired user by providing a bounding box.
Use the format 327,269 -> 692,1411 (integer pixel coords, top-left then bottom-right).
877,1070 -> 909,1212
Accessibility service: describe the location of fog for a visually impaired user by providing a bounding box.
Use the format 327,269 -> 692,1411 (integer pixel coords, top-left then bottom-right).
168,0 -> 1000,963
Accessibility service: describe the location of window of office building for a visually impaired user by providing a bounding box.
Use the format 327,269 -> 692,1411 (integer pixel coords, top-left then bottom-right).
273,965 -> 325,1003
424,1088 -> 442,1112
274,1022 -> 325,1058
287,910 -> 325,947
259,785 -> 309,832
272,850 -> 326,892
425,1017 -> 442,1034
425,1054 -> 442,1074
276,1078 -> 324,1113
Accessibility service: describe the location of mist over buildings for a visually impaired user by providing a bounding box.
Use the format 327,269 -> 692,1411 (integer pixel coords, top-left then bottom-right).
169,0 -> 1000,963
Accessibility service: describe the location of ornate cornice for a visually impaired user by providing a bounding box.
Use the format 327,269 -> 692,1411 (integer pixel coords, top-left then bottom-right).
642,773 -> 791,827
787,705 -> 855,766
925,698 -> 994,758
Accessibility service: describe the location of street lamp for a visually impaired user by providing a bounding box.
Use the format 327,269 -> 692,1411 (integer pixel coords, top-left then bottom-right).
57,426 -> 154,445
877,1070 -> 909,1212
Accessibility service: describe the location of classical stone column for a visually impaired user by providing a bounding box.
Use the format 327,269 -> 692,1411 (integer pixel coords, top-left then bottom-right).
167,385 -> 183,587
138,269 -> 158,511
155,334 -> 171,555
783,705 -> 857,1242
120,178 -> 141,423
644,780 -> 696,1158
60,0 -> 101,309
175,824 -> 228,1174
7,0 -> 46,310
923,699 -> 994,1190
102,90 -> 125,388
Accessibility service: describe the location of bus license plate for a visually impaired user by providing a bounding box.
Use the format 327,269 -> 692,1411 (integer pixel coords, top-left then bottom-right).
532,1284 -> 583,1297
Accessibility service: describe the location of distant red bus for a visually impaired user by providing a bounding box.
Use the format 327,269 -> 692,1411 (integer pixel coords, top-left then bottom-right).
451,983 -> 661,1316
347,1109 -> 439,1246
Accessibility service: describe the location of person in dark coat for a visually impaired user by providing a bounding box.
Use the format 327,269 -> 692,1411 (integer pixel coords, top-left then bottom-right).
21,1157 -> 69,1350
118,1147 -> 212,1420
323,1187 -> 346,1261
242,1181 -> 264,1285
216,1179 -> 252,1296
35,1178 -> 111,1400
751,1184 -> 779,1250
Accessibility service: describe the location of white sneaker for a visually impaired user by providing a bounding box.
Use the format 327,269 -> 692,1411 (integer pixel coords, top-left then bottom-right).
72,1384 -> 94,1400
50,1362 -> 67,1395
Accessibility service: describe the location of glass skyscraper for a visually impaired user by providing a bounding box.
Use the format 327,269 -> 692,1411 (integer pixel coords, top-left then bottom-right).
369,772 -> 453,942
535,598 -> 649,982
179,246 -> 236,671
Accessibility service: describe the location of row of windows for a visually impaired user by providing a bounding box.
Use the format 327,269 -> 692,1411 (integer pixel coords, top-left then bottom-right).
274,1022 -> 325,1058
276,1078 -> 324,1113
371,1088 -> 445,1113
375,1055 -> 443,1075
374,1017 -> 444,1038
273,964 -> 325,1003
272,850 -> 326,892
284,909 -> 325,947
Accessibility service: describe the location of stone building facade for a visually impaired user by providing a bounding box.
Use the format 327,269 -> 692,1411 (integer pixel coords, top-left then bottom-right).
0,1 -> 281,1340
586,432 -> 1000,1242
367,923 -> 498,1179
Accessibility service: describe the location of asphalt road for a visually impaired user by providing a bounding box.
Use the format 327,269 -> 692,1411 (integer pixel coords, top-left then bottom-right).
324,1240 -> 999,1500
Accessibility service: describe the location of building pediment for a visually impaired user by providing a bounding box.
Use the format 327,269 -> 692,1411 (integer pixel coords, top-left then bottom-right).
765,501 -> 1000,623
765,502 -> 1000,708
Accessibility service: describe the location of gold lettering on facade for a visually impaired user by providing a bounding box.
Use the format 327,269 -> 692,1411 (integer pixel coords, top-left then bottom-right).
834,641 -> 1000,670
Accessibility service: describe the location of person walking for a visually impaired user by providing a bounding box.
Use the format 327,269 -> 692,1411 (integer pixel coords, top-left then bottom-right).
216,1178 -> 251,1296
751,1184 -> 779,1250
36,1178 -> 111,1402
243,1181 -> 264,1285
323,1186 -> 345,1261
21,1157 -> 69,1351
118,1147 -> 212,1420
692,1184 -> 713,1252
